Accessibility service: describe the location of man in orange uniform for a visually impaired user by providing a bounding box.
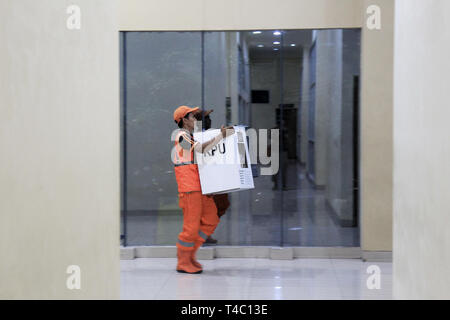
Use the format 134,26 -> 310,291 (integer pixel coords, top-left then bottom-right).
172,105 -> 234,274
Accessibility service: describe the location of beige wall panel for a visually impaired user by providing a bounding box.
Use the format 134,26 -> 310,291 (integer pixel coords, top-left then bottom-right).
0,0 -> 119,299
360,0 -> 394,251
119,0 -> 363,31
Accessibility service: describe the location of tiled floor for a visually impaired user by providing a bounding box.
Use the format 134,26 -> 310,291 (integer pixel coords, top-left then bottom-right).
121,258 -> 392,300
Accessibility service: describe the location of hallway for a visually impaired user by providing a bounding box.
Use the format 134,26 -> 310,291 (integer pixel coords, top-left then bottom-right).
121,258 -> 392,300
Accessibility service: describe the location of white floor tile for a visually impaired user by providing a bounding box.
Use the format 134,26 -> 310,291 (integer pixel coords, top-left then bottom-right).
121,257 -> 393,300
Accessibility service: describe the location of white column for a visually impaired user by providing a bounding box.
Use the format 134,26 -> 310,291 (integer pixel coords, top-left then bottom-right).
300,46 -> 310,165
394,0 -> 450,299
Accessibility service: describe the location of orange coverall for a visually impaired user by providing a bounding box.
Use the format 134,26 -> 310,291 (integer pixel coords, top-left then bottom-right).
173,129 -> 219,272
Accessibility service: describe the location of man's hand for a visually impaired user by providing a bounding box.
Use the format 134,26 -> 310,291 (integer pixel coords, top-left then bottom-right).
221,125 -> 235,138
196,125 -> 235,154
193,109 -> 214,120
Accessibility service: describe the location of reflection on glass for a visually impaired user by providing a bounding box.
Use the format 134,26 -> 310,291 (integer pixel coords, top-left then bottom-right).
121,29 -> 361,247
237,132 -> 248,169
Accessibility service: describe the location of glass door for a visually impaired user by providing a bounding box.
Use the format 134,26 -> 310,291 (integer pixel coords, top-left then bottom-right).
120,29 -> 361,247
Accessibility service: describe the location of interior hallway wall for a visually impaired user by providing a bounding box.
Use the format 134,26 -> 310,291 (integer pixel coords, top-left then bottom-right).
227,32 -> 240,126
324,29 -> 361,226
300,47 -> 310,165
0,0 -> 119,299
314,30 -> 343,188
393,0 -> 450,299
250,60 -> 280,131
205,32 -> 228,127
250,58 -> 301,132
119,0 -> 363,31
360,0 -> 394,255
338,29 -> 360,225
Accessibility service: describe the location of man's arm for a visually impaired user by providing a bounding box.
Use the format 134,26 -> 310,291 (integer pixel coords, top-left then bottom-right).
194,126 -> 235,154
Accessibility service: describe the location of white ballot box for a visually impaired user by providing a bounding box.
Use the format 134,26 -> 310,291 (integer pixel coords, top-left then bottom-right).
193,126 -> 255,195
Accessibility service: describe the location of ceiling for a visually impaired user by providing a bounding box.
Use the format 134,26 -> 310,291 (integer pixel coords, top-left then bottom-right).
244,29 -> 312,60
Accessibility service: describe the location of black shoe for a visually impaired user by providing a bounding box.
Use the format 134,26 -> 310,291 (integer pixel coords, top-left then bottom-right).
176,269 -> 203,274
204,236 -> 218,245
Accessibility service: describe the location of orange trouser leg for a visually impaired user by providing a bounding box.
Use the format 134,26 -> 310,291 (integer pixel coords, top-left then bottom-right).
177,192 -> 203,251
191,241 -> 203,269
177,193 -> 220,271
176,192 -> 203,273
177,192 -> 220,247
191,195 -> 219,268
195,195 -> 219,243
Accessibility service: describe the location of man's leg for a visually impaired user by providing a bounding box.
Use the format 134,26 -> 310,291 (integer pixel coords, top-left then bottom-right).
205,194 -> 231,244
191,195 -> 220,267
177,192 -> 203,274
214,193 -> 230,218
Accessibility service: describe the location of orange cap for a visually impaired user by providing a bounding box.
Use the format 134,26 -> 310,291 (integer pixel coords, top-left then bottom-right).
173,106 -> 200,124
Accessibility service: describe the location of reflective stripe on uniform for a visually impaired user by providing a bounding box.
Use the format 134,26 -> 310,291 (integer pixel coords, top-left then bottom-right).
173,131 -> 196,165
173,130 -> 202,193
198,230 -> 208,241
178,239 -> 195,248
174,161 -> 195,167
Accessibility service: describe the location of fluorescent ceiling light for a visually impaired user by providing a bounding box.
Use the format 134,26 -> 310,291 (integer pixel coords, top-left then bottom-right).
273,31 -> 281,35
257,45 -> 264,48
290,44 -> 296,47
253,31 -> 262,34
273,48 -> 279,51
273,41 -> 280,45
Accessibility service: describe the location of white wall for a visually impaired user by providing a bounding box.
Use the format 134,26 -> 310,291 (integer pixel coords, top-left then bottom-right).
393,0 -> 450,299
0,0 -> 119,299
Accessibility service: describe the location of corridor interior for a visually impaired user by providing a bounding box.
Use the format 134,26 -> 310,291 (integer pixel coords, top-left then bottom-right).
121,29 -> 361,248
117,28 -> 388,301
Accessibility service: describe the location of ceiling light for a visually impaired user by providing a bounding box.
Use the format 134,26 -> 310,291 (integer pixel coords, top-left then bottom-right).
273,41 -> 280,45
253,31 -> 262,34
273,48 -> 279,51
273,31 -> 281,36
290,44 -> 296,47
257,45 -> 264,48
